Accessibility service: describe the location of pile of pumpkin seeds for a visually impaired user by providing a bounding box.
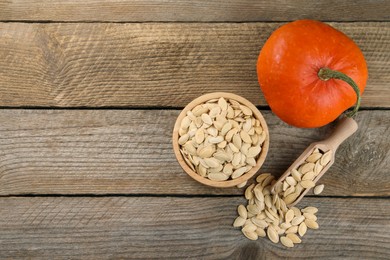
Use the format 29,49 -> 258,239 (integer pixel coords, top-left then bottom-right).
178,97 -> 266,181
233,173 -> 320,247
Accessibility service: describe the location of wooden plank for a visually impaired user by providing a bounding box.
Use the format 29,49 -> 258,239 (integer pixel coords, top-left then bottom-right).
0,0 -> 389,22
0,22 -> 388,108
0,109 -> 388,196
0,196 -> 388,259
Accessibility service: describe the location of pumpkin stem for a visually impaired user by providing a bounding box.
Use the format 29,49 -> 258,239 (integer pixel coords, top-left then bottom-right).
317,67 -> 361,118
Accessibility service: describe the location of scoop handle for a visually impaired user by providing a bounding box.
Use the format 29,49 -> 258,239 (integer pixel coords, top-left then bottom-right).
321,117 -> 358,151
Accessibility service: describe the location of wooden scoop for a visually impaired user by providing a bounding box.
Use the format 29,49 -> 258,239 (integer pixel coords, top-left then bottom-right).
271,117 -> 358,206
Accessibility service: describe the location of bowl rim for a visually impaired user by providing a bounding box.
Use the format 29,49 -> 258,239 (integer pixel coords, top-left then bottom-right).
172,92 -> 269,188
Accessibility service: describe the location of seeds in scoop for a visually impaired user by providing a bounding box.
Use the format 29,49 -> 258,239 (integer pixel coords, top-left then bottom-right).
314,184 -> 325,195
280,236 -> 294,248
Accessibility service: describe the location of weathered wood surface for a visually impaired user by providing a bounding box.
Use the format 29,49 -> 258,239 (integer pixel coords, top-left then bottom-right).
0,22 -> 388,108
0,196 -> 388,259
0,109 -> 388,196
1,0 -> 389,22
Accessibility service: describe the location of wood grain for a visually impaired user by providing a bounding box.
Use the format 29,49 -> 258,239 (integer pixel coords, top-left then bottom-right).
0,0 -> 389,22
0,22 -> 389,108
0,109 -> 388,196
0,196 -> 388,259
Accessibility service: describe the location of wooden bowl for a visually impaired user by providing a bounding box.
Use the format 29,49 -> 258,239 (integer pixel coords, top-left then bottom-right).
172,92 -> 269,188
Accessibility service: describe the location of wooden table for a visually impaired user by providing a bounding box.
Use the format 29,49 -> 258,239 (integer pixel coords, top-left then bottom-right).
0,1 -> 389,259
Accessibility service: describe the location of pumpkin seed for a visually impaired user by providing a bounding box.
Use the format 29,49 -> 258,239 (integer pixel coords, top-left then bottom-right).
251,218 -> 268,229
201,113 -> 212,125
285,209 -> 294,223
303,213 -> 317,221
247,146 -> 261,158
220,122 -> 232,136
286,233 -> 302,244
291,169 -> 302,181
232,167 -> 247,179
305,219 -> 319,229
245,184 -> 255,200
314,184 -> 325,195
298,222 -> 307,236
280,236 -> 294,248
300,180 -> 316,189
208,172 -> 229,181
240,130 -> 252,144
233,216 -> 246,227
306,152 -> 322,163
240,105 -> 253,116
291,216 -> 305,226
233,133 -> 242,149
178,133 -> 190,145
198,145 -> 215,158
302,171 -> 316,181
256,173 -> 270,184
203,158 -> 221,168
301,207 -> 318,214
284,192 -> 300,205
236,181 -> 247,188
243,230 -> 258,240
242,223 -> 257,233
321,150 -> 332,166
267,226 -> 279,243
299,163 -> 315,174
255,228 -> 266,237
223,164 -> 234,175
286,176 -> 297,186
285,225 -> 298,234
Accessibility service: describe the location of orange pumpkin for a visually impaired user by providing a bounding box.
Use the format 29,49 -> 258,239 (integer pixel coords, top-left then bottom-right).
257,20 -> 368,128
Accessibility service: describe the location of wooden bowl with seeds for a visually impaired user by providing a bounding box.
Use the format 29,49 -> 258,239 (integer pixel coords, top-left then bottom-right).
172,92 -> 269,188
